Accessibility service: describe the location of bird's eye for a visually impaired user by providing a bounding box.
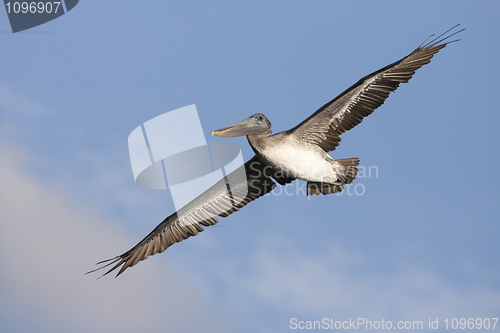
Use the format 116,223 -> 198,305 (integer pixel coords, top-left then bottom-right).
257,116 -> 263,121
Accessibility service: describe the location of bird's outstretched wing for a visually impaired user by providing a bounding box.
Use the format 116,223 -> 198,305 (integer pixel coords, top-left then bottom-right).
290,25 -> 464,153
87,156 -> 277,278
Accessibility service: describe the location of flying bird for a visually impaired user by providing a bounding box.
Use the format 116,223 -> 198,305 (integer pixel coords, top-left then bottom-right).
88,25 -> 463,277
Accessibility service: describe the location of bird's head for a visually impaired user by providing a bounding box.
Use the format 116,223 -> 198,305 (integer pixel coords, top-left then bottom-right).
211,113 -> 271,137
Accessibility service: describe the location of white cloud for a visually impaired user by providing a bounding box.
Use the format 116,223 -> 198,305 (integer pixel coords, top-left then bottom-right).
0,142 -> 231,333
0,82 -> 497,333
212,235 -> 500,329
0,81 -> 48,117
0,80 -> 169,226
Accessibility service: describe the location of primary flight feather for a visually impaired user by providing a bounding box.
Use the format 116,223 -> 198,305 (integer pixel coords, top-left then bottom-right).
88,25 -> 463,278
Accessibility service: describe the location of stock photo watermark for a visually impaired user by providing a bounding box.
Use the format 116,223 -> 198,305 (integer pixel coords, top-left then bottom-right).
128,104 -> 380,227
263,165 -> 378,199
128,105 -> 247,219
290,317 -> 498,330
3,0 -> 79,32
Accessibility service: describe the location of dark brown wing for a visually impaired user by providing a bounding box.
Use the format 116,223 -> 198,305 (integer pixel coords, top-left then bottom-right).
88,156 -> 276,278
290,25 -> 463,153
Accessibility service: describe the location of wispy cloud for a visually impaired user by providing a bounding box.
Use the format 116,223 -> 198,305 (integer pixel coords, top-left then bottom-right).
0,81 -> 168,224
0,141 -> 231,333
0,82 -> 48,117
211,235 -> 500,330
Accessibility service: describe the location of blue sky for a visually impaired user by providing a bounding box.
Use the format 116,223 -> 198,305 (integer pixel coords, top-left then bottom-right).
0,1 -> 499,332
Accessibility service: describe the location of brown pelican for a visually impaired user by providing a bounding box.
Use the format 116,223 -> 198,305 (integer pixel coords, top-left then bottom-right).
88,25 -> 463,277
